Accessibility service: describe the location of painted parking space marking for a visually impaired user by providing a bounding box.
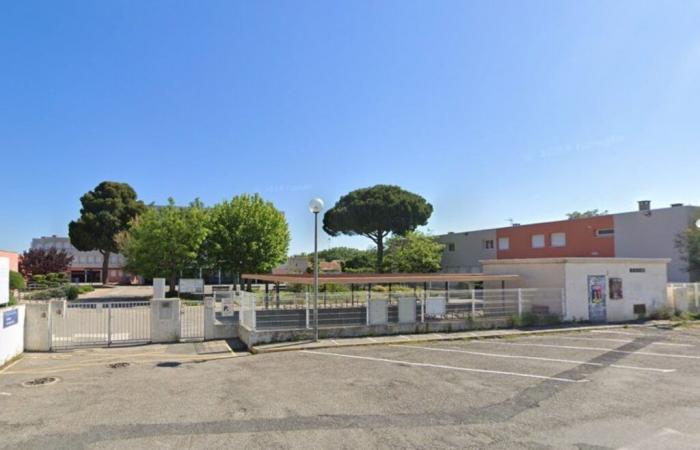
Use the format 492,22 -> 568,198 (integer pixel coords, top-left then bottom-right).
546,336 -> 694,348
392,345 -> 675,373
302,350 -> 589,383
474,340 -> 700,360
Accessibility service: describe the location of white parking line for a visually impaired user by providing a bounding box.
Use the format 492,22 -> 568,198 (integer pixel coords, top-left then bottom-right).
590,330 -> 644,336
302,350 -> 589,383
476,341 -> 700,360
393,345 -> 675,373
549,336 -> 694,348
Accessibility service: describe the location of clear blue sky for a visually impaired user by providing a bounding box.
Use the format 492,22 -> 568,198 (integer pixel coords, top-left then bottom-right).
2,1 -> 699,255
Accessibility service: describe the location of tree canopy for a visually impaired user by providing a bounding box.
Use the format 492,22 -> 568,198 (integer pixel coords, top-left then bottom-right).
383,231 -> 445,273
19,248 -> 74,278
566,209 -> 608,220
205,194 -> 290,284
69,181 -> 145,283
119,199 -> 209,294
676,216 -> 700,281
323,185 -> 433,272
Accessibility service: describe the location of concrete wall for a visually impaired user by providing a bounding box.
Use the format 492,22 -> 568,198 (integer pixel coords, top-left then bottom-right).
614,206 -> 699,282
24,302 -> 51,351
0,251 -> 19,272
438,229 -> 497,273
150,299 -> 181,343
564,260 -> 668,322
481,260 -> 565,290
0,305 -> 25,366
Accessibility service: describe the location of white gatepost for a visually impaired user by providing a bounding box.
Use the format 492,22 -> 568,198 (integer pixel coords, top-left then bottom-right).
471,288 -> 476,317
421,288 -> 426,323
517,289 -> 523,316
305,292 -> 310,329
695,284 -> 699,310
153,278 -> 166,299
366,289 -> 371,325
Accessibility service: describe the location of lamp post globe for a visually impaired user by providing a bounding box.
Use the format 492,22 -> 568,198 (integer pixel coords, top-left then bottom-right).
309,198 -> 324,214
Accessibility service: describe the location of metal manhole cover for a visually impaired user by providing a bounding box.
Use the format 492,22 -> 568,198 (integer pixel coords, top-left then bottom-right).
22,377 -> 60,387
108,362 -> 130,369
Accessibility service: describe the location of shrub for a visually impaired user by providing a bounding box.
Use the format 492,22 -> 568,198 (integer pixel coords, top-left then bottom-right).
178,292 -> 204,300
649,305 -> 675,320
512,312 -> 538,327
24,287 -> 67,300
9,271 -> 25,290
77,285 -> 95,294
65,286 -> 80,300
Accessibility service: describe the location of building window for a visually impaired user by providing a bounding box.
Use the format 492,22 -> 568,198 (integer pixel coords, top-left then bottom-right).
596,228 -> 614,237
630,268 -> 646,273
447,243 -> 455,252
498,237 -> 510,250
551,232 -> 566,247
531,234 -> 545,248
482,240 -> 494,249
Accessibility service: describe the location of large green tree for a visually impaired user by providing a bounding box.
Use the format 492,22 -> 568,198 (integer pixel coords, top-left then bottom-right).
323,185 -> 433,272
383,231 -> 445,273
119,199 -> 209,294
676,215 -> 700,281
205,194 -> 290,286
69,181 -> 145,283
566,209 -> 608,219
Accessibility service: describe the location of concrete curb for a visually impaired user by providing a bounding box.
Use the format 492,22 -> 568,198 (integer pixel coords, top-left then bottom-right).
250,324 -> 645,354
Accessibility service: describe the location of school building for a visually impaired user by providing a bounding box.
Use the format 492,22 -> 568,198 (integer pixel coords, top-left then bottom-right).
438,201 -> 699,283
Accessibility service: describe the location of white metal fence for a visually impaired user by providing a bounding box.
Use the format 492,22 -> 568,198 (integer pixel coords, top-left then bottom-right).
667,283 -> 700,312
51,301 -> 151,349
240,288 -> 565,331
180,303 -> 204,340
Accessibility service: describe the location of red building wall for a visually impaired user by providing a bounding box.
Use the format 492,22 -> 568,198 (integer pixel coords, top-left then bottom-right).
0,250 -> 19,272
496,216 -> 615,259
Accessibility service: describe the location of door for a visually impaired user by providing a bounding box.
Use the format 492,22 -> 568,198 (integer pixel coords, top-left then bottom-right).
587,275 -> 607,323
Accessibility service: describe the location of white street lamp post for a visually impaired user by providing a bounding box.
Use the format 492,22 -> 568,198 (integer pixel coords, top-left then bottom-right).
309,198 -> 324,342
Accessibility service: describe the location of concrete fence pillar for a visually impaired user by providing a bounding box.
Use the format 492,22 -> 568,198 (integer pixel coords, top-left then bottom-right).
24,302 -> 51,351
150,299 -> 181,343
203,297 -> 215,340
517,289 -> 523,316
153,278 -> 166,299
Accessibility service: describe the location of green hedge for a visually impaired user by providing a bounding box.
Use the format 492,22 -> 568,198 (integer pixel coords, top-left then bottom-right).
9,271 -> 25,290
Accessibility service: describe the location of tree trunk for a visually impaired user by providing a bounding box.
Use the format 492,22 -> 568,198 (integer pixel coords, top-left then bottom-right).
169,270 -> 178,296
101,251 -> 111,284
376,236 -> 384,273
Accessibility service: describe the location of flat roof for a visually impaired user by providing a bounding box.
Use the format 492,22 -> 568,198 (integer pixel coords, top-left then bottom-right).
242,273 -> 520,285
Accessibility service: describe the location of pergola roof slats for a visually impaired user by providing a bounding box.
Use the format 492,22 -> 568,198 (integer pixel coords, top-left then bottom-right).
241,273 -> 519,285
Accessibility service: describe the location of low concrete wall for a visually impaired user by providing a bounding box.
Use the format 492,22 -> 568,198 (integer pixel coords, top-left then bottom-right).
240,318 -> 510,348
0,305 -> 25,366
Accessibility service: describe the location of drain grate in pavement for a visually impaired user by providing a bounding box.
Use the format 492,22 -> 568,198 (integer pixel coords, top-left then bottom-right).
108,362 -> 130,369
22,377 -> 59,387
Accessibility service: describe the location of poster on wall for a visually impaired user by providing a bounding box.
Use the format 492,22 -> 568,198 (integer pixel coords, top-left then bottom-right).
588,275 -> 607,323
609,278 -> 623,300
221,297 -> 235,317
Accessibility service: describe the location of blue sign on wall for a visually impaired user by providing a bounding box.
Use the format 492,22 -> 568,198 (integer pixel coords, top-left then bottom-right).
3,309 -> 18,328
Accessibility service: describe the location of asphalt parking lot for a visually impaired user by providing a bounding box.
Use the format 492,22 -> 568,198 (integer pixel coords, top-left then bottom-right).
2,326 -> 700,449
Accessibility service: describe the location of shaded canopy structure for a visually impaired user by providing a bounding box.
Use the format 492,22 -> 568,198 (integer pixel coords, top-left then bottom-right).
241,273 -> 519,286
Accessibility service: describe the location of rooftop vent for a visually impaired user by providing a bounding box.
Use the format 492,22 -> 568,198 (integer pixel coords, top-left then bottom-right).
638,200 -> 651,212
512,223 -> 521,227
671,203 -> 683,207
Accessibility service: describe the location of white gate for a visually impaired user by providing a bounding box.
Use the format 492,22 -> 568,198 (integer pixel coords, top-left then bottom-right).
180,303 -> 204,341
51,301 -> 151,349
